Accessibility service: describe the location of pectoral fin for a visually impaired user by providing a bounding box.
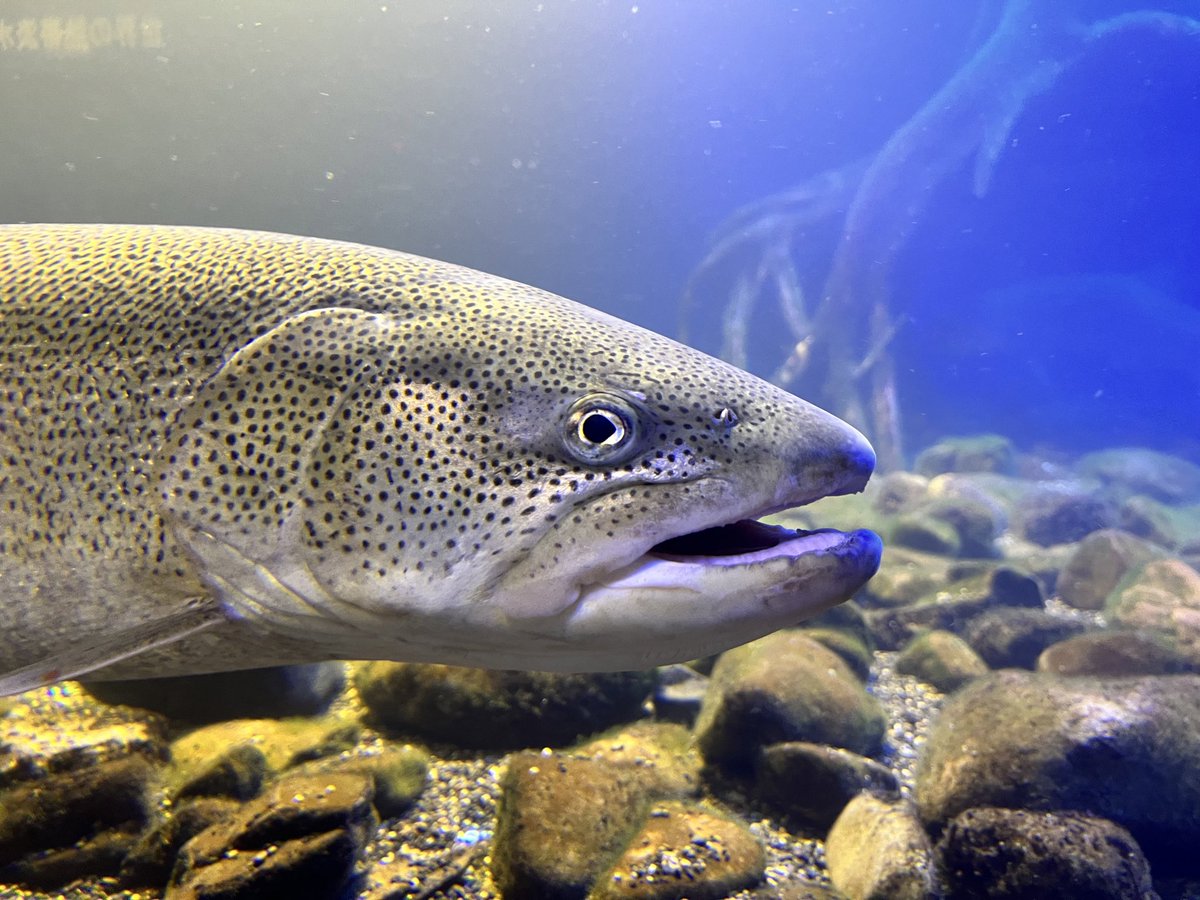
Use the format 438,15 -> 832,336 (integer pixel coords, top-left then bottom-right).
0,602 -> 224,696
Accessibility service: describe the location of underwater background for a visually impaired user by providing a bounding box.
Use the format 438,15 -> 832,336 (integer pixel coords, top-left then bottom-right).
2,1 -> 1200,898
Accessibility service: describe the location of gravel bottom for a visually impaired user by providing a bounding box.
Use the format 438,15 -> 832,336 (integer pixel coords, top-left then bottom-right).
3,650 -> 947,900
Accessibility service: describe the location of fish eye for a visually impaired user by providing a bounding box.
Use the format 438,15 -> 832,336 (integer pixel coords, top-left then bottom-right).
563,392 -> 642,465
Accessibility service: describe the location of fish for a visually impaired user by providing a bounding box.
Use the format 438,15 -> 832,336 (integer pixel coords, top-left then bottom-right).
0,224 -> 881,694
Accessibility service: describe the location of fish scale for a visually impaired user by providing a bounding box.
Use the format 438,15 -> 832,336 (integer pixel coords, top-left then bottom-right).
0,223 -> 881,691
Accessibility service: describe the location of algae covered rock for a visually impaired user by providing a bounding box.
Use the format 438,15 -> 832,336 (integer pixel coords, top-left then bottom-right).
589,800 -> 765,900
894,629 -> 988,692
825,793 -> 938,900
915,670 -> 1200,870
914,434 -> 1016,477
168,771 -> 378,900
1037,630 -> 1198,677
962,607 -> 1090,669
492,749 -> 693,899
1017,484 -> 1114,546
1107,558 -> 1200,660
84,662 -> 346,723
1057,528 -> 1165,610
753,742 -> 898,836
694,631 -> 885,769
355,662 -> 654,750
935,807 -> 1155,900
1078,447 -> 1200,504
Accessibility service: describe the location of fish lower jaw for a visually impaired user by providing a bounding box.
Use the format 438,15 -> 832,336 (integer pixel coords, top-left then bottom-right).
557,527 -> 882,668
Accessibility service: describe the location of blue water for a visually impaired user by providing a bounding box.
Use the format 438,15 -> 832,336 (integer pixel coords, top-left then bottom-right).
1,0 -> 1197,462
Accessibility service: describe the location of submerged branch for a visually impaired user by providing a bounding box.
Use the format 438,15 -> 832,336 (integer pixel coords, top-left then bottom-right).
683,0 -> 1200,468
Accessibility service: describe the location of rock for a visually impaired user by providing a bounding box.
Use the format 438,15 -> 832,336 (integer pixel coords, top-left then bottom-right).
652,665 -> 709,726
287,744 -> 431,819
0,754 -> 159,869
492,750 -> 694,899
1057,529 -> 1165,610
694,632 -> 886,770
589,800 -> 765,900
1017,484 -> 1114,547
865,566 -> 1043,650
355,663 -> 654,750
120,797 -> 240,888
1107,558 -> 1200,661
1037,630 -> 1199,677
168,716 -> 361,784
168,772 -> 377,899
869,471 -> 929,515
1119,495 -> 1184,549
915,671 -> 1200,871
963,608 -> 1090,669
85,662 -> 346,723
825,793 -> 939,900
890,512 -> 961,557
753,742 -> 898,836
0,687 -> 169,791
575,722 -> 703,798
914,434 -> 1016,477
855,548 -> 948,610
894,630 -> 989,693
745,884 -> 848,900
935,807 -> 1156,900
1078,447 -> 1200,504
1,827 -> 141,890
801,629 -> 874,682
924,496 -> 1003,558
176,743 -> 268,802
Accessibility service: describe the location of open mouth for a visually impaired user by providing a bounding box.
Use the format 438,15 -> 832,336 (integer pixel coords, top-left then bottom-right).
647,519 -> 852,566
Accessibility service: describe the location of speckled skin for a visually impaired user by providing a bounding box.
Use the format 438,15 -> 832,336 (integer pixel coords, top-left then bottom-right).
0,224 -> 877,681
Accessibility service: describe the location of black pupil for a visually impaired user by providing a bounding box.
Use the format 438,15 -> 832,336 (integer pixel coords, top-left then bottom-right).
581,411 -> 618,444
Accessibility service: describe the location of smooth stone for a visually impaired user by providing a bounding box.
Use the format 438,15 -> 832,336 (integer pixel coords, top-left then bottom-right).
1107,558 -> 1200,660
694,631 -> 885,770
914,434 -> 1016,477
588,800 -> 765,900
85,662 -> 346,723
962,608 -> 1090,669
753,742 -> 898,836
915,671 -> 1200,871
1057,528 -> 1165,610
1078,447 -> 1200,504
355,662 -> 654,750
935,807 -> 1156,899
168,772 -> 377,900
894,630 -> 989,693
865,566 -> 1042,651
825,793 -> 938,900
1017,484 -> 1114,547
1037,630 -> 1199,677
492,750 -> 695,900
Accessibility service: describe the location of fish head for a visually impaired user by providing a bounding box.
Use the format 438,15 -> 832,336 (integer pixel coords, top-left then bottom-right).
160,256 -> 880,671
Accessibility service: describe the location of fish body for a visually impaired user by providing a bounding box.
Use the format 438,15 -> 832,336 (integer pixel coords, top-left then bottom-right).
0,224 -> 880,690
